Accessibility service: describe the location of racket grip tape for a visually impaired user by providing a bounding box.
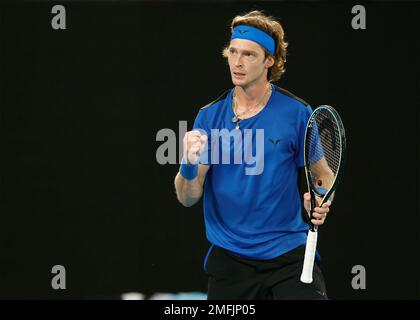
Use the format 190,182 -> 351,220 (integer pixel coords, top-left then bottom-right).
300,230 -> 318,284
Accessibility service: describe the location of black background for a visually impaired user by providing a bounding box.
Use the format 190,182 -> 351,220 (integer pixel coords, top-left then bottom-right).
0,1 -> 419,299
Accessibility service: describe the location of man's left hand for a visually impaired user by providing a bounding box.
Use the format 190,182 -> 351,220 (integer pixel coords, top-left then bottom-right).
303,192 -> 331,226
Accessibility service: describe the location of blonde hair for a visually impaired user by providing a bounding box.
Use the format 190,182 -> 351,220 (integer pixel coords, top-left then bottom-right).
222,10 -> 288,82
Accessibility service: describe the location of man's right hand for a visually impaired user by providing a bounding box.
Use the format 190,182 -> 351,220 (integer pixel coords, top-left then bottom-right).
183,130 -> 208,164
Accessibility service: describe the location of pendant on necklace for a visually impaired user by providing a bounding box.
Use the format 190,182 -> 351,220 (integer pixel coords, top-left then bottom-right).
235,123 -> 240,130
232,116 -> 238,123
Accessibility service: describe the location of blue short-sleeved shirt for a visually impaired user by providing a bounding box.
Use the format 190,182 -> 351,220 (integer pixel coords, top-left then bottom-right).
193,84 -> 313,260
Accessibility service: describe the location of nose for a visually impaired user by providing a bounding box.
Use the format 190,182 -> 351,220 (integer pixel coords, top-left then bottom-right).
234,54 -> 243,68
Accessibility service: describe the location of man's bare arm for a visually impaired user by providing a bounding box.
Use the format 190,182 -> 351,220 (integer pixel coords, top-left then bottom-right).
174,164 -> 210,207
174,129 -> 210,207
310,157 -> 335,198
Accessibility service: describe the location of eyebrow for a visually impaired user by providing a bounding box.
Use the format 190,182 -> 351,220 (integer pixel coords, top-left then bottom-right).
229,47 -> 258,54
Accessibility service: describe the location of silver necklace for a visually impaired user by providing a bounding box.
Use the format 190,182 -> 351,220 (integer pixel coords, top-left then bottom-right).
232,84 -> 271,129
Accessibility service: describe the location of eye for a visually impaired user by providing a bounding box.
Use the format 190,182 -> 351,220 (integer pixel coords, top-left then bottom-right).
229,48 -> 236,54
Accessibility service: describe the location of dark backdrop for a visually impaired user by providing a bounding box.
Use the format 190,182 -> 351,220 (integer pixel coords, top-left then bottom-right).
0,1 -> 419,299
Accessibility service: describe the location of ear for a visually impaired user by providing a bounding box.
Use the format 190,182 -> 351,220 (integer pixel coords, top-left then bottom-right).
265,56 -> 275,68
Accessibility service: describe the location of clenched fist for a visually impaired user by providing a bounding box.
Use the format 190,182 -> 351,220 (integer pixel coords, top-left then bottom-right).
183,130 -> 208,164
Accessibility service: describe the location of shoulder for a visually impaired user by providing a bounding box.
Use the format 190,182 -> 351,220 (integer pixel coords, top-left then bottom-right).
192,89 -> 231,128
199,89 -> 231,112
272,85 -> 310,110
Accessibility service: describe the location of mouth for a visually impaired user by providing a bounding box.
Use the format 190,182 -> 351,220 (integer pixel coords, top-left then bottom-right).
233,72 -> 246,78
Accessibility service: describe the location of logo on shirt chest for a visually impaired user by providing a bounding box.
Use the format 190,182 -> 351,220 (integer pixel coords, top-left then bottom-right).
268,138 -> 282,145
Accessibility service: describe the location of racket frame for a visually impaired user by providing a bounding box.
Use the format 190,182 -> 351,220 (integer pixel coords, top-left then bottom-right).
300,105 -> 346,284
304,105 -> 346,229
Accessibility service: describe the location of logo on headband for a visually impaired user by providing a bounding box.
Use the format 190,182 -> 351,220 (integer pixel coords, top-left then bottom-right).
238,29 -> 249,34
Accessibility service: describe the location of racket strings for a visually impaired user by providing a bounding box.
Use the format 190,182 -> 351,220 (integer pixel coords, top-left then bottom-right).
306,110 -> 342,190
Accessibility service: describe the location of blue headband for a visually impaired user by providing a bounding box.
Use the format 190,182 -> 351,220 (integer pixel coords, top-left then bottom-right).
231,25 -> 275,55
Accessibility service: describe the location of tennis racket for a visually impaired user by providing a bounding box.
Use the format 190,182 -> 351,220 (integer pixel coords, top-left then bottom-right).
300,105 -> 346,284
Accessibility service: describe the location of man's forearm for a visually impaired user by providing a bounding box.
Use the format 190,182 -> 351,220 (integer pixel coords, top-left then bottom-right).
174,172 -> 204,207
315,171 -> 336,202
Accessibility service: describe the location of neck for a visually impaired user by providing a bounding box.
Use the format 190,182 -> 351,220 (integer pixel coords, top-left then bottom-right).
235,79 -> 270,109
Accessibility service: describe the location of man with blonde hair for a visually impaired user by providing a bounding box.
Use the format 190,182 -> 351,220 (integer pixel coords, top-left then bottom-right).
174,10 -> 331,299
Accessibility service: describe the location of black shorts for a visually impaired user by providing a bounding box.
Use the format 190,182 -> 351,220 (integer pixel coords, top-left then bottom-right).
205,244 -> 328,300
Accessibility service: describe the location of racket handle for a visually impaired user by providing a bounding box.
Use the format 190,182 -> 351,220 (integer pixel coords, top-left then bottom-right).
300,230 -> 318,284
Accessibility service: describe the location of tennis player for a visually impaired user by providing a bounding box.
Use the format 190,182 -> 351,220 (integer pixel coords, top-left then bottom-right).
174,10 -> 332,300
